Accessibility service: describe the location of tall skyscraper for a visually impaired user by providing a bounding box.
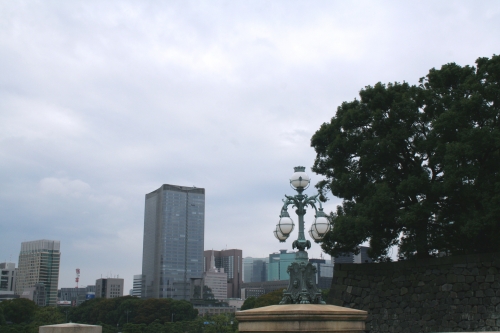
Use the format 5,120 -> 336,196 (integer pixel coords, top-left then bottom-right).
15,240 -> 61,306
243,257 -> 268,283
142,184 -> 205,300
268,250 -> 295,281
203,249 -> 242,298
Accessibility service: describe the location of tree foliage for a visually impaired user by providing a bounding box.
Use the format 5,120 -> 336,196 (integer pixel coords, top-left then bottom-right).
240,289 -> 283,310
311,55 -> 500,260
0,296 -> 216,333
0,298 -> 37,324
240,297 -> 256,311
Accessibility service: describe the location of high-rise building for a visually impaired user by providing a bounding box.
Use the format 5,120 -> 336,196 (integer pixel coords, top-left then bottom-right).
95,278 -> 124,298
243,257 -> 268,283
203,251 -> 227,301
142,184 -> 205,300
243,257 -> 253,283
131,274 -> 142,297
15,240 -> 61,306
203,249 -> 242,298
268,250 -> 295,281
0,262 -> 16,292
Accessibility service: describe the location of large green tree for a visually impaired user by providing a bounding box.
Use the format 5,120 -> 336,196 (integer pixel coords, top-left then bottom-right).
311,55 -> 500,260
0,298 -> 37,324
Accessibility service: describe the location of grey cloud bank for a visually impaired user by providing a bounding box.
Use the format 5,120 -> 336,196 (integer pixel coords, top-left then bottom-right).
1,1 -> 499,293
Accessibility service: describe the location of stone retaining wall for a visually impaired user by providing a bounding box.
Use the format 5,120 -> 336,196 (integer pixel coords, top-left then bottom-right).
328,252 -> 500,332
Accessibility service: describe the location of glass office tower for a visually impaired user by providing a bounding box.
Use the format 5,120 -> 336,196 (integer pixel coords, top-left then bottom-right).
15,240 -> 61,306
141,184 -> 205,300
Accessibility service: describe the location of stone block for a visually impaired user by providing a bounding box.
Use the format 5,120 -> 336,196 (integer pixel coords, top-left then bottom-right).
476,275 -> 486,283
480,282 -> 490,290
486,318 -> 496,326
465,275 -> 475,283
491,297 -> 500,305
336,270 -> 348,277
441,284 -> 453,292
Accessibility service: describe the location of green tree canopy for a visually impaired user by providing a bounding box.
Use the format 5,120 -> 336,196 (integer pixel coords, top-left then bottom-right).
240,289 -> 283,310
311,55 -> 500,260
0,298 -> 37,324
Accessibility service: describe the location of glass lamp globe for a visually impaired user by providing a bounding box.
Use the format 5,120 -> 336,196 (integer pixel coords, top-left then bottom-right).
309,225 -> 320,241
290,166 -> 311,189
274,225 -> 287,242
313,215 -> 330,236
278,211 -> 294,236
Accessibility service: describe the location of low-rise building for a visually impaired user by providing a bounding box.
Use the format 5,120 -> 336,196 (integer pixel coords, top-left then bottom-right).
95,278 -> 124,298
58,285 -> 96,306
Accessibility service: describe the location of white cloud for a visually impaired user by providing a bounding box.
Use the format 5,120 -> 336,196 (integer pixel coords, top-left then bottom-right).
39,178 -> 91,197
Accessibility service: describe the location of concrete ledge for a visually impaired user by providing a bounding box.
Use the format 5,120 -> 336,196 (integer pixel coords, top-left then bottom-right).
236,304 -> 367,332
39,323 -> 102,333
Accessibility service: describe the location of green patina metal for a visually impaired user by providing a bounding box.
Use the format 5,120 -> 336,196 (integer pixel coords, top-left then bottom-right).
276,166 -> 327,305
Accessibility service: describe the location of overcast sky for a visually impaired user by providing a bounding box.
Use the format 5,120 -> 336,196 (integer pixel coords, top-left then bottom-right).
1,1 -> 499,294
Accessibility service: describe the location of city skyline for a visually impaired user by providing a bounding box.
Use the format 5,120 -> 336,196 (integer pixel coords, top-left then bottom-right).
1,1 -> 499,294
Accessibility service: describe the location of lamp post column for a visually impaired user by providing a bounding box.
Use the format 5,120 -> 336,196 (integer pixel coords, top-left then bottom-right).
274,166 -> 330,304
294,194 -> 309,263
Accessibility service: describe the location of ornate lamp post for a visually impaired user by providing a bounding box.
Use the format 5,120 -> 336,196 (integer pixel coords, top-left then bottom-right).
275,166 -> 331,304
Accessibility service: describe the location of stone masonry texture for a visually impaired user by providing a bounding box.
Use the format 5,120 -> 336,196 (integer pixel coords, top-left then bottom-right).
328,252 -> 500,332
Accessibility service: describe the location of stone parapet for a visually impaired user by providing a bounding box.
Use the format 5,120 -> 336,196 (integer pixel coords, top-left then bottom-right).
236,304 -> 367,332
39,323 -> 102,333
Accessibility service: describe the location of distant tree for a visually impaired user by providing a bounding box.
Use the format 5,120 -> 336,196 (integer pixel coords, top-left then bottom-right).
0,298 -> 37,324
121,322 -> 146,333
203,314 -> 236,333
170,300 -> 198,322
134,298 -> 172,325
253,289 -> 283,308
32,306 -> 64,327
0,307 -> 5,325
311,55 -> 500,260
116,297 -> 142,326
144,319 -> 165,333
241,289 -> 284,311
321,288 -> 330,303
240,297 -> 256,311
